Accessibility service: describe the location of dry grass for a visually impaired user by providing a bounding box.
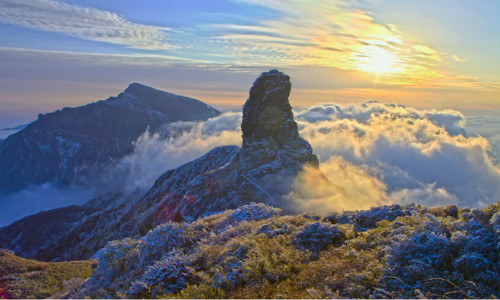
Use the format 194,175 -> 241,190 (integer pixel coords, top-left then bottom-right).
0,248 -> 95,299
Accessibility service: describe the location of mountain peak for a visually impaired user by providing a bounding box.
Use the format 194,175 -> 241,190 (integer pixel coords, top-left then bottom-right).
239,70 -> 318,171
123,82 -> 158,97
242,69 -> 297,146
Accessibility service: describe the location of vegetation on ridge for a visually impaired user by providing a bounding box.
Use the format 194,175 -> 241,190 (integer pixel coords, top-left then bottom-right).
75,202 -> 500,299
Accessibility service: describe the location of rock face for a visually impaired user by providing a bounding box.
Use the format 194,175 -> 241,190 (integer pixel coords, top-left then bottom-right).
238,69 -> 318,181
242,69 -> 299,145
0,83 -> 220,194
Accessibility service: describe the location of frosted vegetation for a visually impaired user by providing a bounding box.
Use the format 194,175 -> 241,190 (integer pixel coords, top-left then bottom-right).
77,202 -> 500,299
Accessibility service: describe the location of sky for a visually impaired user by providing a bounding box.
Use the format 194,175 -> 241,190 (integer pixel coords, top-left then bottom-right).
0,0 -> 499,128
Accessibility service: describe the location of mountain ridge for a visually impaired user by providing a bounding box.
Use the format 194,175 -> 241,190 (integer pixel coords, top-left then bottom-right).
0,83 -> 220,194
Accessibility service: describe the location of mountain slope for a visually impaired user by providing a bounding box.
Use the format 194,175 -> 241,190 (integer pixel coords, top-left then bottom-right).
0,70 -> 325,262
0,83 -> 220,194
0,146 -> 240,262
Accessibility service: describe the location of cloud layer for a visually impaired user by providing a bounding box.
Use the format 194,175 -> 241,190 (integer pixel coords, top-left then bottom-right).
2,102 -> 498,225
107,112 -> 242,193
111,101 -> 500,212
296,102 -> 500,209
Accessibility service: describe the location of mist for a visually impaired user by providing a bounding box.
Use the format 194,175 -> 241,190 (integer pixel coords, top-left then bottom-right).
0,184 -> 94,227
104,112 -> 243,194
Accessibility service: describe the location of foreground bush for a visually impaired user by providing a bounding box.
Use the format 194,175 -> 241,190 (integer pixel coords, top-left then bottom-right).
80,202 -> 500,298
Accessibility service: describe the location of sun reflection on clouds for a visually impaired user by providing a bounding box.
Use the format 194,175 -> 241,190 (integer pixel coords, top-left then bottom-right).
218,0 -> 480,89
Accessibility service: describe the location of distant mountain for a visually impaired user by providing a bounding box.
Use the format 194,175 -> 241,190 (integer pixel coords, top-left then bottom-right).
0,83 -> 220,194
0,70 -> 325,262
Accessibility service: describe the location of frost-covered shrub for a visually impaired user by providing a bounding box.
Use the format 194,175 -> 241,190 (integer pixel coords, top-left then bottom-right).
323,212 -> 350,224
212,242 -> 249,289
425,205 -> 459,218
491,212 -> 500,252
242,236 -> 306,284
139,222 -> 194,266
293,222 -> 346,253
128,252 -> 196,298
491,212 -> 500,229
454,253 -> 491,279
454,219 -> 497,261
256,222 -> 291,237
89,238 -> 141,294
381,209 -> 500,298
229,203 -> 281,222
387,231 -> 451,270
354,204 -> 406,229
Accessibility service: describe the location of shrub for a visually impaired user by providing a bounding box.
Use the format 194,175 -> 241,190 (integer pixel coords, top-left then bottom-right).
427,205 -> 459,218
323,213 -> 350,224
88,238 -> 142,296
386,231 -> 451,270
128,252 -> 197,298
293,222 -> 346,253
229,203 -> 281,222
256,221 -> 292,237
353,204 -> 406,229
139,222 -> 195,266
241,236 -> 307,284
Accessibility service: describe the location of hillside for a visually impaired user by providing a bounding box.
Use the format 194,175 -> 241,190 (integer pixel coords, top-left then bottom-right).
0,83 -> 220,194
0,70 -> 321,262
0,249 -> 95,299
74,202 -> 500,299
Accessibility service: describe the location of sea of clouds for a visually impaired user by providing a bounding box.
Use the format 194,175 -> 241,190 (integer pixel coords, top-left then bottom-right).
1,101 -> 499,226
110,101 -> 500,214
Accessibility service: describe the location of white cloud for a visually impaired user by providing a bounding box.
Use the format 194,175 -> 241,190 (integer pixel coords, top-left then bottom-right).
0,0 -> 173,50
297,102 -> 500,208
288,156 -> 388,214
386,184 -> 459,207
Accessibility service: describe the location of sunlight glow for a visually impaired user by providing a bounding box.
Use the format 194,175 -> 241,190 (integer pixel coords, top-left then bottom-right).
356,45 -> 402,74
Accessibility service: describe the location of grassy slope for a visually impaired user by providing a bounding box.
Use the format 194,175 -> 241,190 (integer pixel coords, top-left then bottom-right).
0,249 -> 95,299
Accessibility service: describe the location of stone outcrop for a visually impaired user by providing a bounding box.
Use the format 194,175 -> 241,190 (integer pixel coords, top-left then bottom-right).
238,69 -> 318,175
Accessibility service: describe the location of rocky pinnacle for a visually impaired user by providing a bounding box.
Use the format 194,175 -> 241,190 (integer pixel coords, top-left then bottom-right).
242,69 -> 298,146
239,69 -> 318,171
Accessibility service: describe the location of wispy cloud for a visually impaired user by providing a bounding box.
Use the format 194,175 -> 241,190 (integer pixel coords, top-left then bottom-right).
0,0 -> 173,50
211,0 -> 481,88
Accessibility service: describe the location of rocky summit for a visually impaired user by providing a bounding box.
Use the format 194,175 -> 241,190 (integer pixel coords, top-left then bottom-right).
239,69 -> 318,178
133,70 -> 320,226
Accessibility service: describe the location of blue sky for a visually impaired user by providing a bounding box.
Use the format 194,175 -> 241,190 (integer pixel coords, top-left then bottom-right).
0,0 -> 499,128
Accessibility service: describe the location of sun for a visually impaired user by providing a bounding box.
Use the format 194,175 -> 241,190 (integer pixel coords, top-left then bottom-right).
356,45 -> 402,74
